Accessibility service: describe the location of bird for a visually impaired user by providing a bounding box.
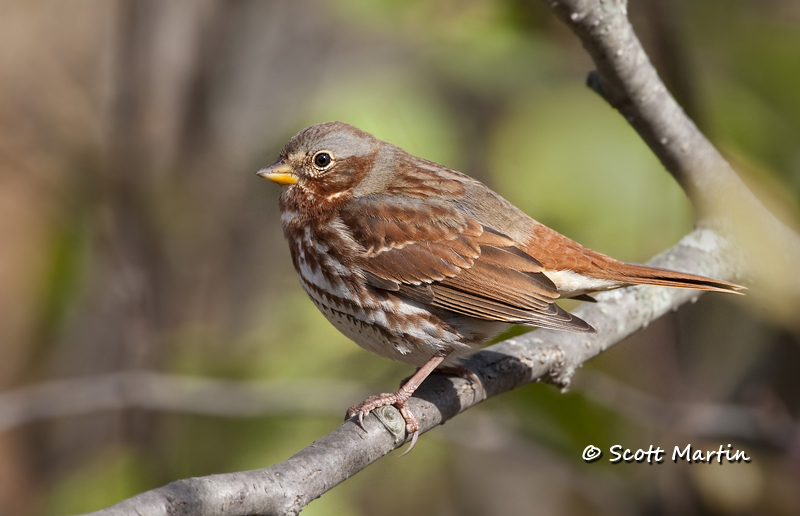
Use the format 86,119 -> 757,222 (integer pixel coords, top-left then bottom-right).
257,121 -> 743,450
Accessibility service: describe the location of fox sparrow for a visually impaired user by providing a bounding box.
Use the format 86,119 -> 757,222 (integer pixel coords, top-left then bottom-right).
258,121 -> 742,450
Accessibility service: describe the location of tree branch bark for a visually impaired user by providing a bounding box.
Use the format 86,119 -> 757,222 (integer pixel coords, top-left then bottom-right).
77,0 -> 800,514
81,228 -> 737,516
549,0 -> 800,311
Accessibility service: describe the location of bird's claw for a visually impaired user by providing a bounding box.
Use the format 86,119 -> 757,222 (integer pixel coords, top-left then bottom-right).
346,392 -> 420,453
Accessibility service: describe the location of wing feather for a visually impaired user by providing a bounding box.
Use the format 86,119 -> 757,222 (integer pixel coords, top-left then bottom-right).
342,195 -> 594,333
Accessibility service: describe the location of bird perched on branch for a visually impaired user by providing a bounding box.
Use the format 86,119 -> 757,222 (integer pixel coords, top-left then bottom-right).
257,121 -> 743,450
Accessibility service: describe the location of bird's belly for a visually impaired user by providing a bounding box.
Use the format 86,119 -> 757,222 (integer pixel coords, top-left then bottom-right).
294,257 -> 479,367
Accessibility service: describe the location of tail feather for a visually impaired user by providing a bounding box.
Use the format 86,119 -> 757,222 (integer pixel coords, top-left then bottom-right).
614,263 -> 745,294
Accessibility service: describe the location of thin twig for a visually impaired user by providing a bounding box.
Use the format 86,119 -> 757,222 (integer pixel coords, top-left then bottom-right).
0,374 -> 371,433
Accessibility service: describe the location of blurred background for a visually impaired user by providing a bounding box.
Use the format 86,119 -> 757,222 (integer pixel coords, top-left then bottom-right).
0,0 -> 799,514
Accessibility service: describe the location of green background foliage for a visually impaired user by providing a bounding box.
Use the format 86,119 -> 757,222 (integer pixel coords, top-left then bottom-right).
0,1 -> 797,514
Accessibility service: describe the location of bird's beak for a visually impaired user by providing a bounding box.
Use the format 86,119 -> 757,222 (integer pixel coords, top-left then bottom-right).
256,162 -> 297,185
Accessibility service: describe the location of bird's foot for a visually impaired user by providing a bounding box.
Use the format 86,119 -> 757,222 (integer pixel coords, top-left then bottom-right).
346,389 -> 420,452
345,353 -> 447,455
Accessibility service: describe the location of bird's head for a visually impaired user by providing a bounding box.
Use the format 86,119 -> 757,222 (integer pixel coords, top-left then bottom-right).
257,121 -> 381,211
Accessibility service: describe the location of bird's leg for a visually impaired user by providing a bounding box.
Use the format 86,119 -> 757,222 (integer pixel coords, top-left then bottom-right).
346,351 -> 449,452
402,363 -> 485,402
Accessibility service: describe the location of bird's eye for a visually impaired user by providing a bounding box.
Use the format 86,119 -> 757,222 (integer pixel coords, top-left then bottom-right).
313,151 -> 333,169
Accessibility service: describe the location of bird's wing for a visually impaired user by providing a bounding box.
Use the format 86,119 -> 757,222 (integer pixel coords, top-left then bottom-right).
340,195 -> 595,333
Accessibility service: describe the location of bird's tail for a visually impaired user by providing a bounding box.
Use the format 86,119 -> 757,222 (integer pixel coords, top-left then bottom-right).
606,262 -> 744,294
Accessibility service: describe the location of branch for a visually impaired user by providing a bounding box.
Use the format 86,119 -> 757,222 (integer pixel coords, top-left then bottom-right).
0,374 -> 371,434
554,0 -> 758,208
81,228 -> 737,516
548,0 -> 800,308
78,1 -> 800,514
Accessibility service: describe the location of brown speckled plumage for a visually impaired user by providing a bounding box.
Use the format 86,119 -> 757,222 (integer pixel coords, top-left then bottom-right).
258,121 -> 743,449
